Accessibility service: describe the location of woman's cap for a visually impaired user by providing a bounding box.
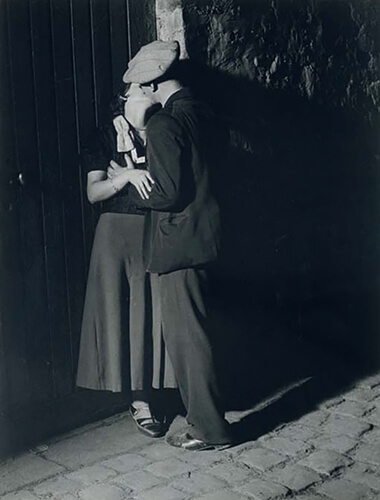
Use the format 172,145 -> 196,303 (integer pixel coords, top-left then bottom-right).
123,40 -> 180,84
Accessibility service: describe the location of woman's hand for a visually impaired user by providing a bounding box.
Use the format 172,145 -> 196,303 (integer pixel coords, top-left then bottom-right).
107,160 -> 128,179
108,160 -> 154,200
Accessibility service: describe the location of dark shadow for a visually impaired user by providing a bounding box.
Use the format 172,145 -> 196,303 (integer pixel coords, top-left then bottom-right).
174,57 -> 379,437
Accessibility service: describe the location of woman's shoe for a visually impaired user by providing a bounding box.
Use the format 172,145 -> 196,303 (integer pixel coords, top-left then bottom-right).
130,402 -> 166,438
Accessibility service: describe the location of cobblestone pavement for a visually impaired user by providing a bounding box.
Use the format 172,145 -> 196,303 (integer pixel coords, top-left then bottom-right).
1,371 -> 379,500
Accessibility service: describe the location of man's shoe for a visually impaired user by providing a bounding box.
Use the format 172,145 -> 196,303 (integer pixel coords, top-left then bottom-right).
130,402 -> 166,438
166,431 -> 232,451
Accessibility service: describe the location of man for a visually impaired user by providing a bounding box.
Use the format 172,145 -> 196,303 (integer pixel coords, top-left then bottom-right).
118,40 -> 232,450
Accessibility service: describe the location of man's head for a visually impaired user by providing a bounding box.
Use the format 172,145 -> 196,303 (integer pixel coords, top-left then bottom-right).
123,40 -> 181,105
123,40 -> 180,85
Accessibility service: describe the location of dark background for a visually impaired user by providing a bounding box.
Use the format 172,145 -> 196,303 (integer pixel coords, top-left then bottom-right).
0,0 -> 379,455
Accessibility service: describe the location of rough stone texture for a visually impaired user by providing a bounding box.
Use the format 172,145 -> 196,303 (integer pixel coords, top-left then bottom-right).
362,406 -> 380,427
236,477 -> 289,500
78,483 -> 126,500
323,414 -> 372,438
2,372 -> 380,500
344,386 -> 380,403
32,477 -> 83,498
299,449 -> 350,476
312,434 -> 358,454
156,0 -> 188,57
134,486 -> 188,500
343,461 -> 380,492
182,0 -> 380,116
191,491 -> 249,500
100,453 -> 151,473
1,493 -> 40,500
208,462 -> 254,483
331,400 -> 372,419
260,435 -> 313,457
0,454 -> 65,495
171,470 -> 227,494
145,457 -> 197,478
268,463 -> 321,492
317,478 -> 374,500
111,470 -> 161,492
238,447 -> 287,471
179,0 -> 380,364
65,464 -> 116,485
276,424 -> 319,442
42,418 -> 144,468
354,443 -> 380,466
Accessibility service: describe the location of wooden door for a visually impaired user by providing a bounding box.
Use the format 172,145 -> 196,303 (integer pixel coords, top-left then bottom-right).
0,0 -> 156,456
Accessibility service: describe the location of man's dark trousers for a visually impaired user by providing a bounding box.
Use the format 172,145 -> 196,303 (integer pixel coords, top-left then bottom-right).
151,267 -> 231,445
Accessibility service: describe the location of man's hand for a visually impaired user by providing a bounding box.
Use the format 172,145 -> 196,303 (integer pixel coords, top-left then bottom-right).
108,160 -> 154,200
107,160 -> 129,179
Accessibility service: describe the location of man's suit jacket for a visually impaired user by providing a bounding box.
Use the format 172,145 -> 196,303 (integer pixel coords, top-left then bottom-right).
129,88 -> 221,274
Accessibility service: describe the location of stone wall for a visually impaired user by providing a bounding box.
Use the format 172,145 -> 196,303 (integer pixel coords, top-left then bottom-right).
157,0 -> 380,364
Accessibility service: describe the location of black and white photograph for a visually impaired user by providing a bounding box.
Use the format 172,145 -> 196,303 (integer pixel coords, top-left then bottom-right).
0,0 -> 379,498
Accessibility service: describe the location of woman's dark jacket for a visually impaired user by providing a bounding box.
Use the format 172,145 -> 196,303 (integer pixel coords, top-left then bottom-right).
82,124 -> 146,215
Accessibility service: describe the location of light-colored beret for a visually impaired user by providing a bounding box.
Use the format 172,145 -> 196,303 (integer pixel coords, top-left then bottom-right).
123,40 -> 180,84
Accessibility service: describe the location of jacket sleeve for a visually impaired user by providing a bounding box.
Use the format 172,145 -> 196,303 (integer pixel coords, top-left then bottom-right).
128,113 -> 186,211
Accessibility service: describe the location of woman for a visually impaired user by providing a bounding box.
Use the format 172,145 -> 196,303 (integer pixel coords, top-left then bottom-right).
76,83 -> 176,437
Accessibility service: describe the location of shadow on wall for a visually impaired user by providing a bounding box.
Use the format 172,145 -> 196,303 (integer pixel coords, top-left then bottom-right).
177,56 -> 380,383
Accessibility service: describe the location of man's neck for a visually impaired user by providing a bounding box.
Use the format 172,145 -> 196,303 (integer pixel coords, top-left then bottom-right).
157,80 -> 184,106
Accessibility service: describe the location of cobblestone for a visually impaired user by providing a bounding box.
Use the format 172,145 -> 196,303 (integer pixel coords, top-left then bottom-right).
192,491 -> 248,500
323,413 -> 372,438
1,493 -> 40,500
317,478 -> 374,500
208,463 -> 253,483
32,477 -> 83,497
344,386 -> 380,403
310,433 -> 357,454
0,455 -> 65,496
260,435 -> 313,457
1,371 -> 380,500
268,463 -> 321,492
343,462 -> 380,491
171,470 -> 227,494
146,457 -> 197,478
66,464 -> 116,485
236,477 -> 289,499
238,447 -> 287,472
100,453 -> 151,473
299,449 -> 350,476
78,483 -> 126,500
111,470 -> 161,492
134,486 -> 188,500
331,399 -> 372,418
353,442 -> 380,466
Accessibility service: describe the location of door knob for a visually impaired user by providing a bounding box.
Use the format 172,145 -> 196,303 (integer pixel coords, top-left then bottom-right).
18,172 -> 25,186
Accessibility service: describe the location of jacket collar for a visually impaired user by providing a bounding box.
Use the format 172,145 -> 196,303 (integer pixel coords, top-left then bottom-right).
163,88 -> 192,108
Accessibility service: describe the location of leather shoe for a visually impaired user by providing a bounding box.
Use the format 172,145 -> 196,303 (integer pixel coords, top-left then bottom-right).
166,431 -> 232,451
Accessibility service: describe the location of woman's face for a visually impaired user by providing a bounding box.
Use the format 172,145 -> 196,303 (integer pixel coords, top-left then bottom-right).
124,83 -> 155,130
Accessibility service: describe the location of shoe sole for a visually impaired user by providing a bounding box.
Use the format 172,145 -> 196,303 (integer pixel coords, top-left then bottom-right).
129,409 -> 166,438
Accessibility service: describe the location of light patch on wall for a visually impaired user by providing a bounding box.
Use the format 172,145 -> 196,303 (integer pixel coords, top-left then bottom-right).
155,0 -> 188,58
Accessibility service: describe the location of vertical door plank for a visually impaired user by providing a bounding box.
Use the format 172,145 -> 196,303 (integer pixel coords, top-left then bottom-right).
50,0 -> 87,395
6,0 -> 54,405
0,0 -> 27,420
30,0 -> 73,399
70,0 -> 98,270
128,0 -> 156,57
90,0 -> 113,123
109,0 -> 129,93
